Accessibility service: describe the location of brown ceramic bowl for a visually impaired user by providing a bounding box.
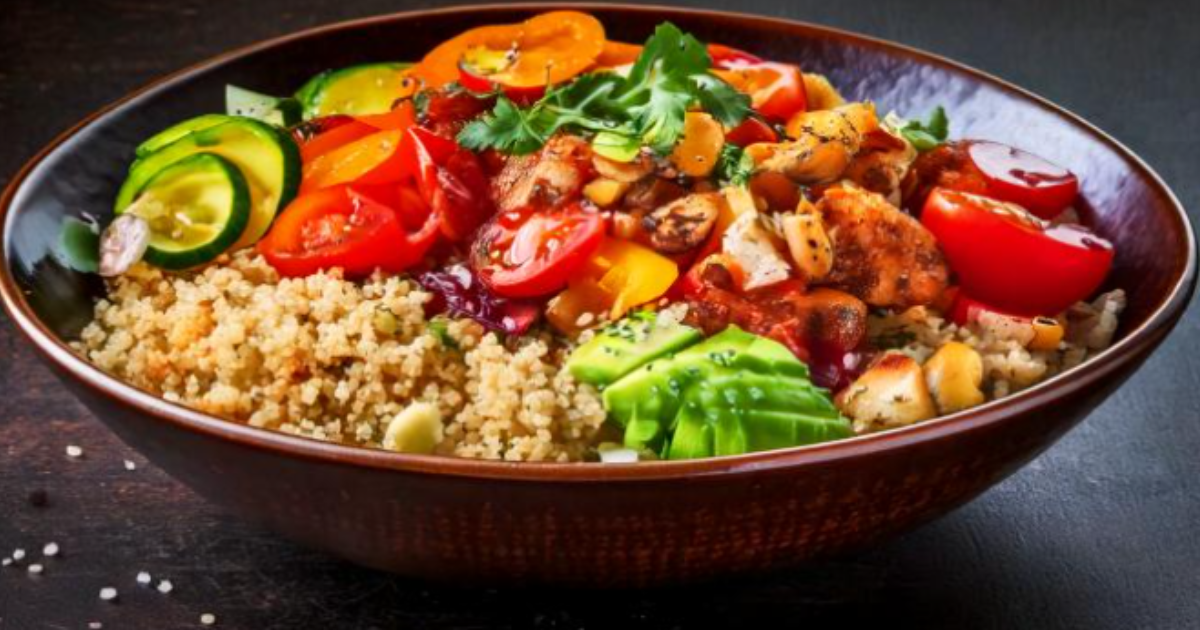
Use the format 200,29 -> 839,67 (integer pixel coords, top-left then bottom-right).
1,4 -> 1195,587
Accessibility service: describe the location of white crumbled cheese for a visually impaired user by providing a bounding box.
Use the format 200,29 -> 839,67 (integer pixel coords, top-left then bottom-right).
722,211 -> 791,290
42,542 -> 59,557
137,571 -> 152,585
157,579 -> 174,594
66,445 -> 83,458
99,587 -> 118,601
200,613 -> 217,626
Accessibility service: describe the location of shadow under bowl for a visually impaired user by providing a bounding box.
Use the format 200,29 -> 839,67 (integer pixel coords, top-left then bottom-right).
1,3 -> 1195,587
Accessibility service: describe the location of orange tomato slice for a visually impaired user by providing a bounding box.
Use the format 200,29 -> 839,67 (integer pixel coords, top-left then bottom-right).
412,11 -> 605,90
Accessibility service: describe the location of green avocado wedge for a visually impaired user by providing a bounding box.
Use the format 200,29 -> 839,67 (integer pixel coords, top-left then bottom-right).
116,117 -> 300,251
122,153 -> 251,270
296,62 -> 414,119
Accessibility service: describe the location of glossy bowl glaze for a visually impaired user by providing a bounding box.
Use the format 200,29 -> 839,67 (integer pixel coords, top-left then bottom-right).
1,4 -> 1195,586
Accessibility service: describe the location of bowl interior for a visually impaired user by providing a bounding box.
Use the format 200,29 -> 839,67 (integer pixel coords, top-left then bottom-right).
2,4 -> 1193,430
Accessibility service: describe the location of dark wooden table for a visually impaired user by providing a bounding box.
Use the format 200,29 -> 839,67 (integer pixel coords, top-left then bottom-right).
3,0 -> 1198,628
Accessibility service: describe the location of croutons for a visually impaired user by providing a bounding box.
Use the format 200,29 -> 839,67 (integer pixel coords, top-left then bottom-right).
780,197 -> 834,282
922,342 -> 986,414
747,103 -> 879,184
837,354 -> 937,433
643,192 -> 723,254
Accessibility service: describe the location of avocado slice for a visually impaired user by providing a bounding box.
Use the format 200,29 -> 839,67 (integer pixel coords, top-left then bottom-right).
600,326 -> 851,459
567,312 -> 702,386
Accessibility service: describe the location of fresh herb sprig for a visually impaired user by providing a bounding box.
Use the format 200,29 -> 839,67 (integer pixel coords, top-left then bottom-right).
457,23 -> 752,156
893,105 -> 949,152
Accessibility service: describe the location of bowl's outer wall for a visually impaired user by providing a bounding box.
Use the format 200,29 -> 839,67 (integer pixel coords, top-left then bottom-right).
2,5 -> 1194,585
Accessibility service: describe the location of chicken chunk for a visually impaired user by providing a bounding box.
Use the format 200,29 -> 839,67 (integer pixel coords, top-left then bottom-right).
747,103 -> 879,184
490,135 -> 593,212
643,192 -> 723,254
817,186 -> 948,309
843,128 -> 917,205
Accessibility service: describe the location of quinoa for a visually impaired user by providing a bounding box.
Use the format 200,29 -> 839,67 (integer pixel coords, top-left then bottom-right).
75,250 -> 606,462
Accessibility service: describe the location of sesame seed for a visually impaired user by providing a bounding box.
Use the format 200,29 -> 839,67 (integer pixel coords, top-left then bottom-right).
136,571 -> 152,586
200,613 -> 217,625
123,460 -> 137,471
42,542 -> 59,557
2,558 -> 11,567
99,587 -> 118,601
157,579 -> 174,594
27,563 -> 43,575
66,445 -> 83,458
12,549 -> 26,561
89,622 -> 103,629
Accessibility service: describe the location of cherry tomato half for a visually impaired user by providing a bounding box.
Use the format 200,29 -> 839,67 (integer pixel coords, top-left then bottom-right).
258,185 -> 439,279
724,116 -> 779,146
921,187 -> 1114,316
967,141 -> 1080,220
707,44 -> 765,69
714,62 -> 807,122
472,204 -> 605,298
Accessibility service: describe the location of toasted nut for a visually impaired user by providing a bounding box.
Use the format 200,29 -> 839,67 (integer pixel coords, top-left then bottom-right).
780,198 -> 833,282
1029,316 -> 1065,351
669,112 -> 725,178
593,152 -> 654,183
583,178 -> 631,207
644,192 -> 723,254
922,341 -> 985,415
837,353 -> 937,433
382,402 -> 443,454
801,72 -> 845,111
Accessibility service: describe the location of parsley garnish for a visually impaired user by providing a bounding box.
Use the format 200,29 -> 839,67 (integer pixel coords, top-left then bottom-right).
894,106 -> 949,152
715,143 -> 755,186
457,23 -> 751,156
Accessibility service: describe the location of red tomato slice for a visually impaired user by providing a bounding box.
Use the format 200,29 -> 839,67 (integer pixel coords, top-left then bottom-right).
714,62 -> 807,122
707,44 -> 765,68
921,187 -> 1114,316
400,127 -> 494,242
299,120 -> 377,165
724,116 -> 779,146
966,141 -> 1080,220
472,204 -> 606,298
257,185 -> 438,278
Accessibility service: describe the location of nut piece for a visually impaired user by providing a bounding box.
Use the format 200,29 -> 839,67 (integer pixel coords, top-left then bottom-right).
643,192 -> 723,254
922,341 -> 986,415
837,353 -> 937,433
382,402 -> 444,454
669,112 -> 725,178
583,177 -> 631,207
780,198 -> 833,282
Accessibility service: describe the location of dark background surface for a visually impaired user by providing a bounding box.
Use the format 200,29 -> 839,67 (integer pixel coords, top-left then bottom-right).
2,0 -> 1198,628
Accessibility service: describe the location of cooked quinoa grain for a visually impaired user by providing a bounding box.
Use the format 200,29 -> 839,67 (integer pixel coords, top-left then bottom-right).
76,251 -> 606,462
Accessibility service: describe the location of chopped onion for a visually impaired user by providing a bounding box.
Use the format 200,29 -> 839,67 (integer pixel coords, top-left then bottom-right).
98,213 -> 150,277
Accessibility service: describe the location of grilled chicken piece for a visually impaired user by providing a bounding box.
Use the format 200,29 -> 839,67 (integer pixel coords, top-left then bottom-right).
843,129 -> 917,205
747,103 -> 879,184
817,186 -> 948,309
643,192 -> 723,254
490,135 -> 593,212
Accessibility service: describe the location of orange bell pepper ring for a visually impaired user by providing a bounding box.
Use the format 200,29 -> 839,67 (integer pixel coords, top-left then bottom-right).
412,11 -> 606,89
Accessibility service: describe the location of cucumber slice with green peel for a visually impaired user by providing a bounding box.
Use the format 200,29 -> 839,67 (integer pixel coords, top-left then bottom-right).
225,85 -> 302,127
122,153 -> 251,269
296,62 -> 414,119
134,114 -> 232,159
116,117 -> 300,250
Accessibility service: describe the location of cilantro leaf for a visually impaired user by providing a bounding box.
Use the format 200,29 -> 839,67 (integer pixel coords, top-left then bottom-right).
896,106 -> 949,152
715,143 -> 755,186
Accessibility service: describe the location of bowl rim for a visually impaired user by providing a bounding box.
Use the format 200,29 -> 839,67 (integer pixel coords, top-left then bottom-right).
1,2 -> 1195,483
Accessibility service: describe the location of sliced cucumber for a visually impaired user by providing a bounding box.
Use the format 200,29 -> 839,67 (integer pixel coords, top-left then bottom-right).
116,117 -> 300,250
123,153 -> 251,269
296,62 -> 414,119
135,114 -> 232,159
225,85 -> 302,127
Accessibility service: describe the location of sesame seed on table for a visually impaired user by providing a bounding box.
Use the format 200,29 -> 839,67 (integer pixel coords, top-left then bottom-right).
2,0 -> 1199,628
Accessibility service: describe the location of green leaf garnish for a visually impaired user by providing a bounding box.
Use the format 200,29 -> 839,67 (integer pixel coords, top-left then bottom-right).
894,106 -> 949,152
458,22 -> 752,156
715,143 -> 755,186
